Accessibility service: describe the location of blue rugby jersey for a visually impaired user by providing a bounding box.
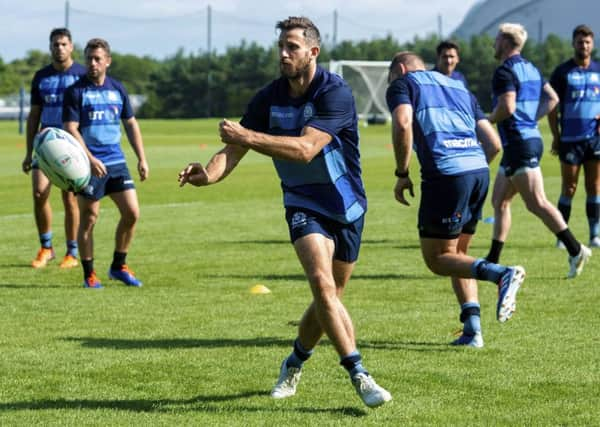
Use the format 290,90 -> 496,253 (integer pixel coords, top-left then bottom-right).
432,66 -> 469,88
30,63 -> 86,128
62,75 -> 134,166
386,70 -> 488,180
240,66 -> 366,224
492,54 -> 543,146
550,59 -> 600,142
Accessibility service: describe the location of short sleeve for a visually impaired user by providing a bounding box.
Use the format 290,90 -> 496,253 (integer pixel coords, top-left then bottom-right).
549,66 -> 565,102
62,86 -> 80,123
386,77 -> 412,113
492,65 -> 516,96
470,93 -> 486,121
307,85 -> 355,135
30,72 -> 42,106
118,84 -> 134,120
240,89 -> 270,132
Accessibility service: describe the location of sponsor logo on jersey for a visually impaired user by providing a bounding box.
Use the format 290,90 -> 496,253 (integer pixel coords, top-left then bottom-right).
442,137 -> 478,148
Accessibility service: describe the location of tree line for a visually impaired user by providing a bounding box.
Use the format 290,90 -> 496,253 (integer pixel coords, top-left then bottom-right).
0,33 -> 594,116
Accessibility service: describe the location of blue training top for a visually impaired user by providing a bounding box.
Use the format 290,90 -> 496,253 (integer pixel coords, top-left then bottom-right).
240,66 -> 366,224
62,75 -> 134,166
550,58 -> 600,142
492,54 -> 543,147
30,62 -> 86,128
386,70 -> 488,180
432,66 -> 469,89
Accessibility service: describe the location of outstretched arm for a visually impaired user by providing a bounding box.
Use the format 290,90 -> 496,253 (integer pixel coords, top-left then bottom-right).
219,119 -> 331,163
178,144 -> 249,187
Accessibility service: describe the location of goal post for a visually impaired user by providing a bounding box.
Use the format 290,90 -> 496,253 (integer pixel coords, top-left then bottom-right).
326,60 -> 391,123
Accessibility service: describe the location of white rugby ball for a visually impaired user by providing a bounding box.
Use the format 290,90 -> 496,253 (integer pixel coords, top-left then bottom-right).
33,127 -> 91,192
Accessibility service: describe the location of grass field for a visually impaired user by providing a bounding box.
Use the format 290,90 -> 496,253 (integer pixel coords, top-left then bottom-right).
0,119 -> 599,426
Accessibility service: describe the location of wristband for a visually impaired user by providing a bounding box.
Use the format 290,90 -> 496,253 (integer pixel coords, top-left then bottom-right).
394,169 -> 409,178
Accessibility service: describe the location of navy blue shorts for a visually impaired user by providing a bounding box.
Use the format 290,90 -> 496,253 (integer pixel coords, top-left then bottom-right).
285,208 -> 364,263
500,138 -> 544,177
558,136 -> 600,165
79,163 -> 135,200
418,170 -> 489,239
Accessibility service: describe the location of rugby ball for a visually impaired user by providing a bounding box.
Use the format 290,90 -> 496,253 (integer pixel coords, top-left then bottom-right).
33,127 -> 91,192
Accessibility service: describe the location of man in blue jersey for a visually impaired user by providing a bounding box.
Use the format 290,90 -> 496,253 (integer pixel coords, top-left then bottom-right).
485,23 -> 591,278
387,51 -> 524,348
178,17 -> 391,408
22,28 -> 86,269
548,25 -> 600,248
433,40 -> 469,88
63,38 -> 149,289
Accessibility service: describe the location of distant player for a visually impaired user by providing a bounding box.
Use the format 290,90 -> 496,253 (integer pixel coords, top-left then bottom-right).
548,25 -> 600,248
387,51 -> 524,348
433,40 -> 469,88
63,38 -> 149,289
178,17 -> 391,407
485,23 -> 591,278
22,28 -> 86,269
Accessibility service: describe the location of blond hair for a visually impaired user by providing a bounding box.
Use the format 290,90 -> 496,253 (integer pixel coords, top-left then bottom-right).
498,23 -> 528,50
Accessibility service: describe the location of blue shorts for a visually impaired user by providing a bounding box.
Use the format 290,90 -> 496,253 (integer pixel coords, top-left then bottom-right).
285,208 -> 364,263
558,136 -> 600,165
79,163 -> 135,200
500,138 -> 543,177
418,170 -> 489,239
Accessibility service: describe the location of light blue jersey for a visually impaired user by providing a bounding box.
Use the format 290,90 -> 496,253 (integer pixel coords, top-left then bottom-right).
492,54 -> 543,146
386,70 -> 488,179
63,75 -> 134,166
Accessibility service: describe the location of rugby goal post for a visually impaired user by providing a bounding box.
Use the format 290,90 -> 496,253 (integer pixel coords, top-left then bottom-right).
327,60 -> 391,123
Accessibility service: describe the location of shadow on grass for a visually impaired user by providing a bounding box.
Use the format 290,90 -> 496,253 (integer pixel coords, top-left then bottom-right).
64,336 -> 292,349
229,238 -> 418,249
0,283 -> 62,289
64,336 -> 449,352
203,273 -> 429,281
0,390 -> 367,416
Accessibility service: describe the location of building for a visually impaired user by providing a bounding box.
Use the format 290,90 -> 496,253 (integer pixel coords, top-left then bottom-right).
453,0 -> 599,43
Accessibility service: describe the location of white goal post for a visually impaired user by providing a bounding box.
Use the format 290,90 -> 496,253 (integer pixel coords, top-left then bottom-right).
327,60 -> 391,123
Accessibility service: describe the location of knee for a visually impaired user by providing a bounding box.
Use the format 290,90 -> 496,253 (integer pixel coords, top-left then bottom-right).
422,253 -> 444,275
524,197 -> 546,215
308,272 -> 337,301
121,208 -> 140,228
80,209 -> 99,228
563,183 -> 577,197
491,193 -> 508,211
33,189 -> 49,204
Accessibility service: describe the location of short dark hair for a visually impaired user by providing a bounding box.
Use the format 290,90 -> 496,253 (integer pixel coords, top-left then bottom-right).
49,28 -> 72,42
573,24 -> 594,40
84,38 -> 111,56
276,16 -> 321,46
436,40 -> 460,56
389,51 -> 424,71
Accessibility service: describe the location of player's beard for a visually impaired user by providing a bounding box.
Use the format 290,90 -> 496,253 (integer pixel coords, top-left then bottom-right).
280,53 -> 311,80
574,49 -> 590,62
52,51 -> 71,66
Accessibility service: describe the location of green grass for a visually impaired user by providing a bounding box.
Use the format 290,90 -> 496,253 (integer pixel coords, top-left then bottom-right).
1,118 -> 599,426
